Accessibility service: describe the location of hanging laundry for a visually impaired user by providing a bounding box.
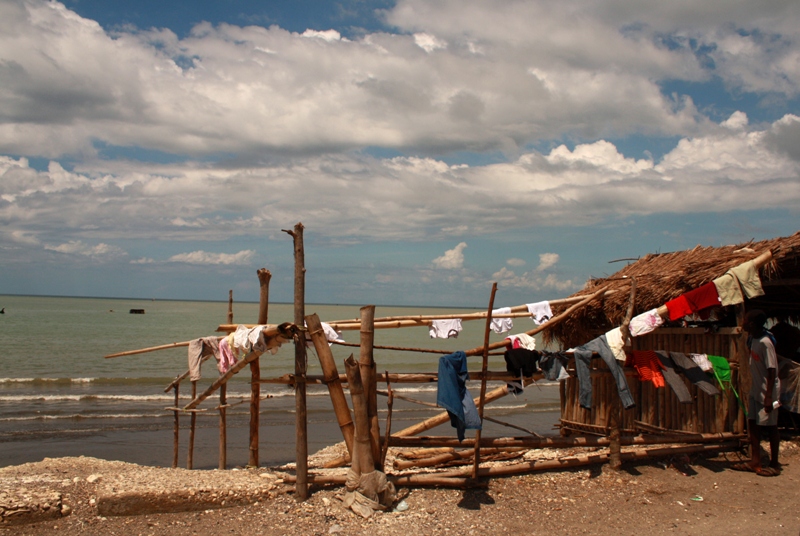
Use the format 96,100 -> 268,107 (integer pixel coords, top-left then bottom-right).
662,351 -> 720,396
217,335 -> 238,375
651,351 -> 693,403
629,309 -> 664,337
573,335 -> 636,410
689,353 -> 713,372
713,259 -> 765,306
504,348 -> 539,394
490,307 -> 513,333
665,282 -> 720,321
604,327 -> 627,362
538,351 -> 571,381
187,337 -> 220,381
504,333 -> 536,351
429,319 -> 463,339
526,301 -> 553,325
436,351 -> 481,441
631,350 -> 665,388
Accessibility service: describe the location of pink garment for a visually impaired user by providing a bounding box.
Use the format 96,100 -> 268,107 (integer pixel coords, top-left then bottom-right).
217,336 -> 238,374
628,309 -> 664,337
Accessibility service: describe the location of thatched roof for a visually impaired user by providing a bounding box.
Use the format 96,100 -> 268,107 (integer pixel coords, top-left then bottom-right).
545,230 -> 800,348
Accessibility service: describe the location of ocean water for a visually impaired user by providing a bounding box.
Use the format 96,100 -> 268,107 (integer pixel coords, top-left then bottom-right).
0,295 -> 561,469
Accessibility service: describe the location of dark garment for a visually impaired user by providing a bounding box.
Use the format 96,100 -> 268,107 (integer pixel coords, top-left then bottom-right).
667,351 -> 720,396
504,348 -> 540,376
574,335 -> 636,410
187,337 -> 220,381
652,351 -> 693,403
437,351 -> 481,441
539,351 -> 570,381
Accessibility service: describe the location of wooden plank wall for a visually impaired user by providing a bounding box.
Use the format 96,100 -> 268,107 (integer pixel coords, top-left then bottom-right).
561,330 -> 743,434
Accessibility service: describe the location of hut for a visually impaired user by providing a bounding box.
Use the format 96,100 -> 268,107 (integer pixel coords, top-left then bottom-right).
547,231 -> 800,437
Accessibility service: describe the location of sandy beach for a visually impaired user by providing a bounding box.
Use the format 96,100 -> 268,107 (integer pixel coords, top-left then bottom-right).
3,437 -> 799,535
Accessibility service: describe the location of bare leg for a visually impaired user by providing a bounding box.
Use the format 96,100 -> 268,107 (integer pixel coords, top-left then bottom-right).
767,425 -> 780,469
748,419 -> 762,470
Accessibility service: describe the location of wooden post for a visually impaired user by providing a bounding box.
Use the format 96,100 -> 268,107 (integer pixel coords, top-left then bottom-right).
306,313 -> 355,456
381,370 -> 393,468
172,383 -> 179,468
473,282 -> 498,478
227,290 -> 233,324
248,268 -> 271,468
610,277 -> 637,470
187,380 -> 197,469
345,355 -> 375,474
284,223 -> 308,501
219,384 -> 227,470
359,305 -> 381,469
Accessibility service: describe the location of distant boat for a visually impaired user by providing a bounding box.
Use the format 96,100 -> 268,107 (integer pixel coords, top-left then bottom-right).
129,309 -> 146,314
0,308 -> 4,314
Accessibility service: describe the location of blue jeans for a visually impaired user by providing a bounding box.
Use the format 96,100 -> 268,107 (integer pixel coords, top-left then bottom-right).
574,335 -> 635,410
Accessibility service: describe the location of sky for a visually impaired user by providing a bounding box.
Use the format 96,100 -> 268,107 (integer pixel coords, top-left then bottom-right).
1,0 -> 799,308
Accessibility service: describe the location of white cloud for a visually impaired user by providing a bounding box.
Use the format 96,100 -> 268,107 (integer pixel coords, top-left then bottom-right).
506,258 -> 526,267
44,240 -> 126,260
167,250 -> 255,265
433,242 -> 467,269
491,267 -> 575,292
536,253 -> 560,271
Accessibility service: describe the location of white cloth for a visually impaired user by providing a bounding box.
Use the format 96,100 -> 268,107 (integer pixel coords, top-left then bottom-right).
490,307 -> 513,333
690,353 -> 713,372
526,301 -> 553,325
429,319 -> 463,339
505,333 -> 536,351
305,321 -> 344,347
605,327 -> 627,362
628,309 -> 664,337
233,325 -> 268,353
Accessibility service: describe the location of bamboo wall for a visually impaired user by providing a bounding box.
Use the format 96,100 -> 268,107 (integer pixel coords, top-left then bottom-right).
560,328 -> 745,435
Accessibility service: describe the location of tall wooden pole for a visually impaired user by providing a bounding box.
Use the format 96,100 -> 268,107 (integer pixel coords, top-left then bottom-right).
610,277 -> 637,470
187,380 -> 197,469
227,290 -> 233,324
219,383 -> 227,469
284,223 -> 308,501
248,268 -> 271,468
473,282 -> 498,478
172,383 -> 179,468
359,305 -> 381,469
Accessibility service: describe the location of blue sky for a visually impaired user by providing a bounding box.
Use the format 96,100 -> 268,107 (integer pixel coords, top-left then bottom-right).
1,0 -> 799,307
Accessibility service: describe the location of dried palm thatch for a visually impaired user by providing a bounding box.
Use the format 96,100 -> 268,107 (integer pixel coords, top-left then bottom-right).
545,231 -> 800,348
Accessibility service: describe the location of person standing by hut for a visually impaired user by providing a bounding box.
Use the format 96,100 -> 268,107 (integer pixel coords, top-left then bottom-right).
736,309 -> 781,476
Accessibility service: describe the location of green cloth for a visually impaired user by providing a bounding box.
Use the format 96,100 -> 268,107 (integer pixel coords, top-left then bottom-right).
707,355 -> 746,417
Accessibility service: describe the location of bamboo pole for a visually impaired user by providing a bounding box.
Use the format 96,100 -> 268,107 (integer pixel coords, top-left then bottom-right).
284,222 -> 308,502
473,282 -> 497,478
388,431 -> 744,449
359,305 -> 381,469
227,290 -> 233,324
105,341 -> 192,359
259,370 -> 548,385
187,380 -> 197,469
219,383 -> 227,470
394,447 -> 525,470
172,383 -> 179,468
345,355 -> 375,475
306,313 -> 355,457
283,473 -> 486,489
394,385 -> 511,437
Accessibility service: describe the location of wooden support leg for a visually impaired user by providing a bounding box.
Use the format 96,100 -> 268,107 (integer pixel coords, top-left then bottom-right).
188,380 -> 197,469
